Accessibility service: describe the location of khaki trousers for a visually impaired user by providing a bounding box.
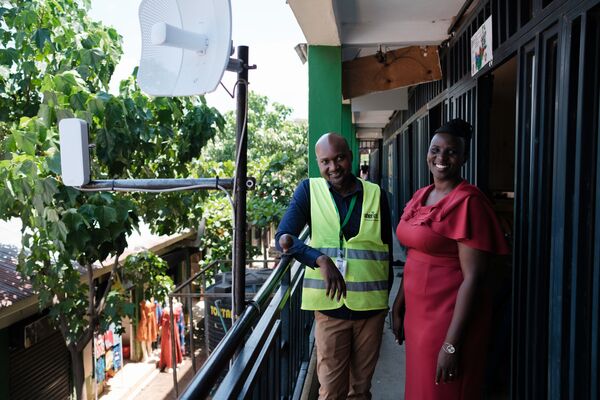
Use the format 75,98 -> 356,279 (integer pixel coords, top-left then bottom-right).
314,310 -> 386,400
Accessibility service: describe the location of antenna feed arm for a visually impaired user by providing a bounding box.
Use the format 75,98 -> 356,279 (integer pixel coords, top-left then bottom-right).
226,58 -> 257,73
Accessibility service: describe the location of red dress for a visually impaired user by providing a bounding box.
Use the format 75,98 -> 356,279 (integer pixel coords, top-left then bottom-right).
158,307 -> 183,370
396,180 -> 509,400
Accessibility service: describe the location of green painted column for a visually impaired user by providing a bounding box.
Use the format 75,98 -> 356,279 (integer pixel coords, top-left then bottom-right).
342,104 -> 359,174
0,328 -> 10,399
308,46 -> 355,177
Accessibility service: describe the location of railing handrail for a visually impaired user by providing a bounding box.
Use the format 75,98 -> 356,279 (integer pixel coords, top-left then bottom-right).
171,259 -> 221,294
212,253 -> 308,398
170,258 -> 280,295
179,229 -> 309,399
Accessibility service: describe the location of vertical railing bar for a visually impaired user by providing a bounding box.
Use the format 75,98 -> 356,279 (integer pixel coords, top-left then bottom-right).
567,13 -> 588,400
591,13 -> 600,398
169,295 -> 178,396
189,292 -> 196,373
184,254 -> 196,374
203,272 -> 210,358
280,256 -> 291,397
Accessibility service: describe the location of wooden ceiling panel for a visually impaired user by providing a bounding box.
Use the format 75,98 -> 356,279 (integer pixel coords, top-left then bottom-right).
342,46 -> 442,99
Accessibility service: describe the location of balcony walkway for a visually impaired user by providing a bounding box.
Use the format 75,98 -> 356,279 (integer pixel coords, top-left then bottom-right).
372,284 -> 405,399
371,233 -> 406,400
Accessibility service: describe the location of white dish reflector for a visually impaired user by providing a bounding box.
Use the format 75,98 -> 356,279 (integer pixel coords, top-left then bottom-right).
137,0 -> 232,96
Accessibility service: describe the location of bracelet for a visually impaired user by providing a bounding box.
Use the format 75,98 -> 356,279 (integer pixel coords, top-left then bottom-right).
442,342 -> 456,354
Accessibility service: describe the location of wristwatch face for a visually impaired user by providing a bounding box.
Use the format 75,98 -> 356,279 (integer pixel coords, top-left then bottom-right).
443,343 -> 456,354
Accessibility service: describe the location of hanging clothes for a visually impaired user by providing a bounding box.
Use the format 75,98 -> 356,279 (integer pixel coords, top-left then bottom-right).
173,301 -> 185,353
95,356 -> 105,383
137,300 -> 158,342
94,334 -> 105,357
155,300 -> 163,325
158,307 -> 183,370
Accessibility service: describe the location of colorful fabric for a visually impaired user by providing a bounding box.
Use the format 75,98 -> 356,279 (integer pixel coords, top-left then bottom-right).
103,330 -> 114,348
137,300 -> 158,342
157,307 -> 183,370
94,334 -> 105,357
174,302 -> 185,352
112,343 -> 122,370
155,301 -> 162,324
95,356 -> 105,383
104,350 -> 114,371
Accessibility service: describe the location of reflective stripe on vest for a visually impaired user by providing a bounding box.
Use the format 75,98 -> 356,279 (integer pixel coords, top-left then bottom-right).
302,178 -> 389,311
303,278 -> 388,292
314,247 -> 388,261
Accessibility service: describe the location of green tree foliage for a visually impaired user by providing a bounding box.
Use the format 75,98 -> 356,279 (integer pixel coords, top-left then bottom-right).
0,0 -> 119,120
122,251 -> 174,305
0,1 -> 223,397
198,92 -> 308,267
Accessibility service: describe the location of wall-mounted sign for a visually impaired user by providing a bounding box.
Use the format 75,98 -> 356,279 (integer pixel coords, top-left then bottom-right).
471,16 -> 493,76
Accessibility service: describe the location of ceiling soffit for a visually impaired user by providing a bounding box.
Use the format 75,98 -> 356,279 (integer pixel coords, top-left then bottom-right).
288,0 -> 466,139
287,0 -> 340,45
351,87 -> 408,112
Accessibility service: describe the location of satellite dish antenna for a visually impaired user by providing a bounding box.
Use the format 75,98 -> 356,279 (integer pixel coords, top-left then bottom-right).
137,0 -> 232,96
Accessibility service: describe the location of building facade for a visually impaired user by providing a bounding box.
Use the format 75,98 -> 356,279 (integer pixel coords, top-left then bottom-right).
290,0 -> 600,398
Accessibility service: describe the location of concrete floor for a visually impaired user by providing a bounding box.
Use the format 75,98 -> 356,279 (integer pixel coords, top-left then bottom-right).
98,350 -> 202,400
371,263 -> 406,400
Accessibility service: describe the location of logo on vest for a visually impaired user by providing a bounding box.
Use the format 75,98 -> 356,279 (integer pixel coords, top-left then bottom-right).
363,211 -> 379,222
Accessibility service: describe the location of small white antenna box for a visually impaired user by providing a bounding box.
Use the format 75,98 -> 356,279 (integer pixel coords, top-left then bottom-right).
58,118 -> 90,187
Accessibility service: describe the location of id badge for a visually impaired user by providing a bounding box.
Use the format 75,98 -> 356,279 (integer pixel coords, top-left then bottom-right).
335,256 -> 347,279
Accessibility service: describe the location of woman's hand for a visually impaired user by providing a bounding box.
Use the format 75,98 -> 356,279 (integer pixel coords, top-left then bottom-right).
435,347 -> 459,384
436,244 -> 487,384
391,279 -> 405,345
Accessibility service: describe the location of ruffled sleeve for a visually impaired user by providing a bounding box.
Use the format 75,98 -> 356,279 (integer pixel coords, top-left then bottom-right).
430,184 -> 510,255
399,186 -> 436,225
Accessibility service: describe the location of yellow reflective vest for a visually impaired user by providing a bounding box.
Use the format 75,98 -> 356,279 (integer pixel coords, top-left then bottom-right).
301,178 -> 389,311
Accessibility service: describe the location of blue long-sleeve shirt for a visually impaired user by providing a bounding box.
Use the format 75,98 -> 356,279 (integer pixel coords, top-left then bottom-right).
275,176 -> 393,320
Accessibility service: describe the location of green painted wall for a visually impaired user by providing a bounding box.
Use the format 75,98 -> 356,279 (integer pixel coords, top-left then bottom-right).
307,46 -> 356,177
0,328 -> 10,399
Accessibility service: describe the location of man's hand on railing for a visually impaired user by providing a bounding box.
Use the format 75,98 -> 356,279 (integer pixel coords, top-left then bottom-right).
279,234 -> 294,254
316,255 -> 347,302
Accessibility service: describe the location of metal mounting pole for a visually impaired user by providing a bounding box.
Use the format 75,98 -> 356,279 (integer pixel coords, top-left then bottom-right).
233,45 -> 249,322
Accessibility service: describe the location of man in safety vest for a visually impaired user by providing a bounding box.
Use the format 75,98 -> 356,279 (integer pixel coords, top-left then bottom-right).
277,132 -> 393,399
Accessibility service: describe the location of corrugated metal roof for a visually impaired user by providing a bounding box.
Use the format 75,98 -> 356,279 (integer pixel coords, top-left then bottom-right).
0,242 -> 34,309
0,218 -> 196,311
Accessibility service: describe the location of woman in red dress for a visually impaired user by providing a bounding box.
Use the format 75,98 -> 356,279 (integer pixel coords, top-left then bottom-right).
392,118 -> 509,400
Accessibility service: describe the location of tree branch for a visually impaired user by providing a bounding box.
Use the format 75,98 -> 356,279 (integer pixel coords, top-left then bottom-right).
87,263 -> 95,320
94,252 -> 121,316
57,313 -> 69,339
76,326 -> 95,353
78,252 -> 122,353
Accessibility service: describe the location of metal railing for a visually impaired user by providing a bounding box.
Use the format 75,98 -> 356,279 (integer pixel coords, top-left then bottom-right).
166,258 -> 222,395
164,257 -> 283,396
180,230 -> 314,399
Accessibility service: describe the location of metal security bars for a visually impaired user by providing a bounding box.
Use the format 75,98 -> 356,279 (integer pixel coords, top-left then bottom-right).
180,230 -> 314,399
378,1 -> 600,399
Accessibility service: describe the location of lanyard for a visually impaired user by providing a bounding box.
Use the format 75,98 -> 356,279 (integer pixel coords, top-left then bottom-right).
329,192 -> 357,257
